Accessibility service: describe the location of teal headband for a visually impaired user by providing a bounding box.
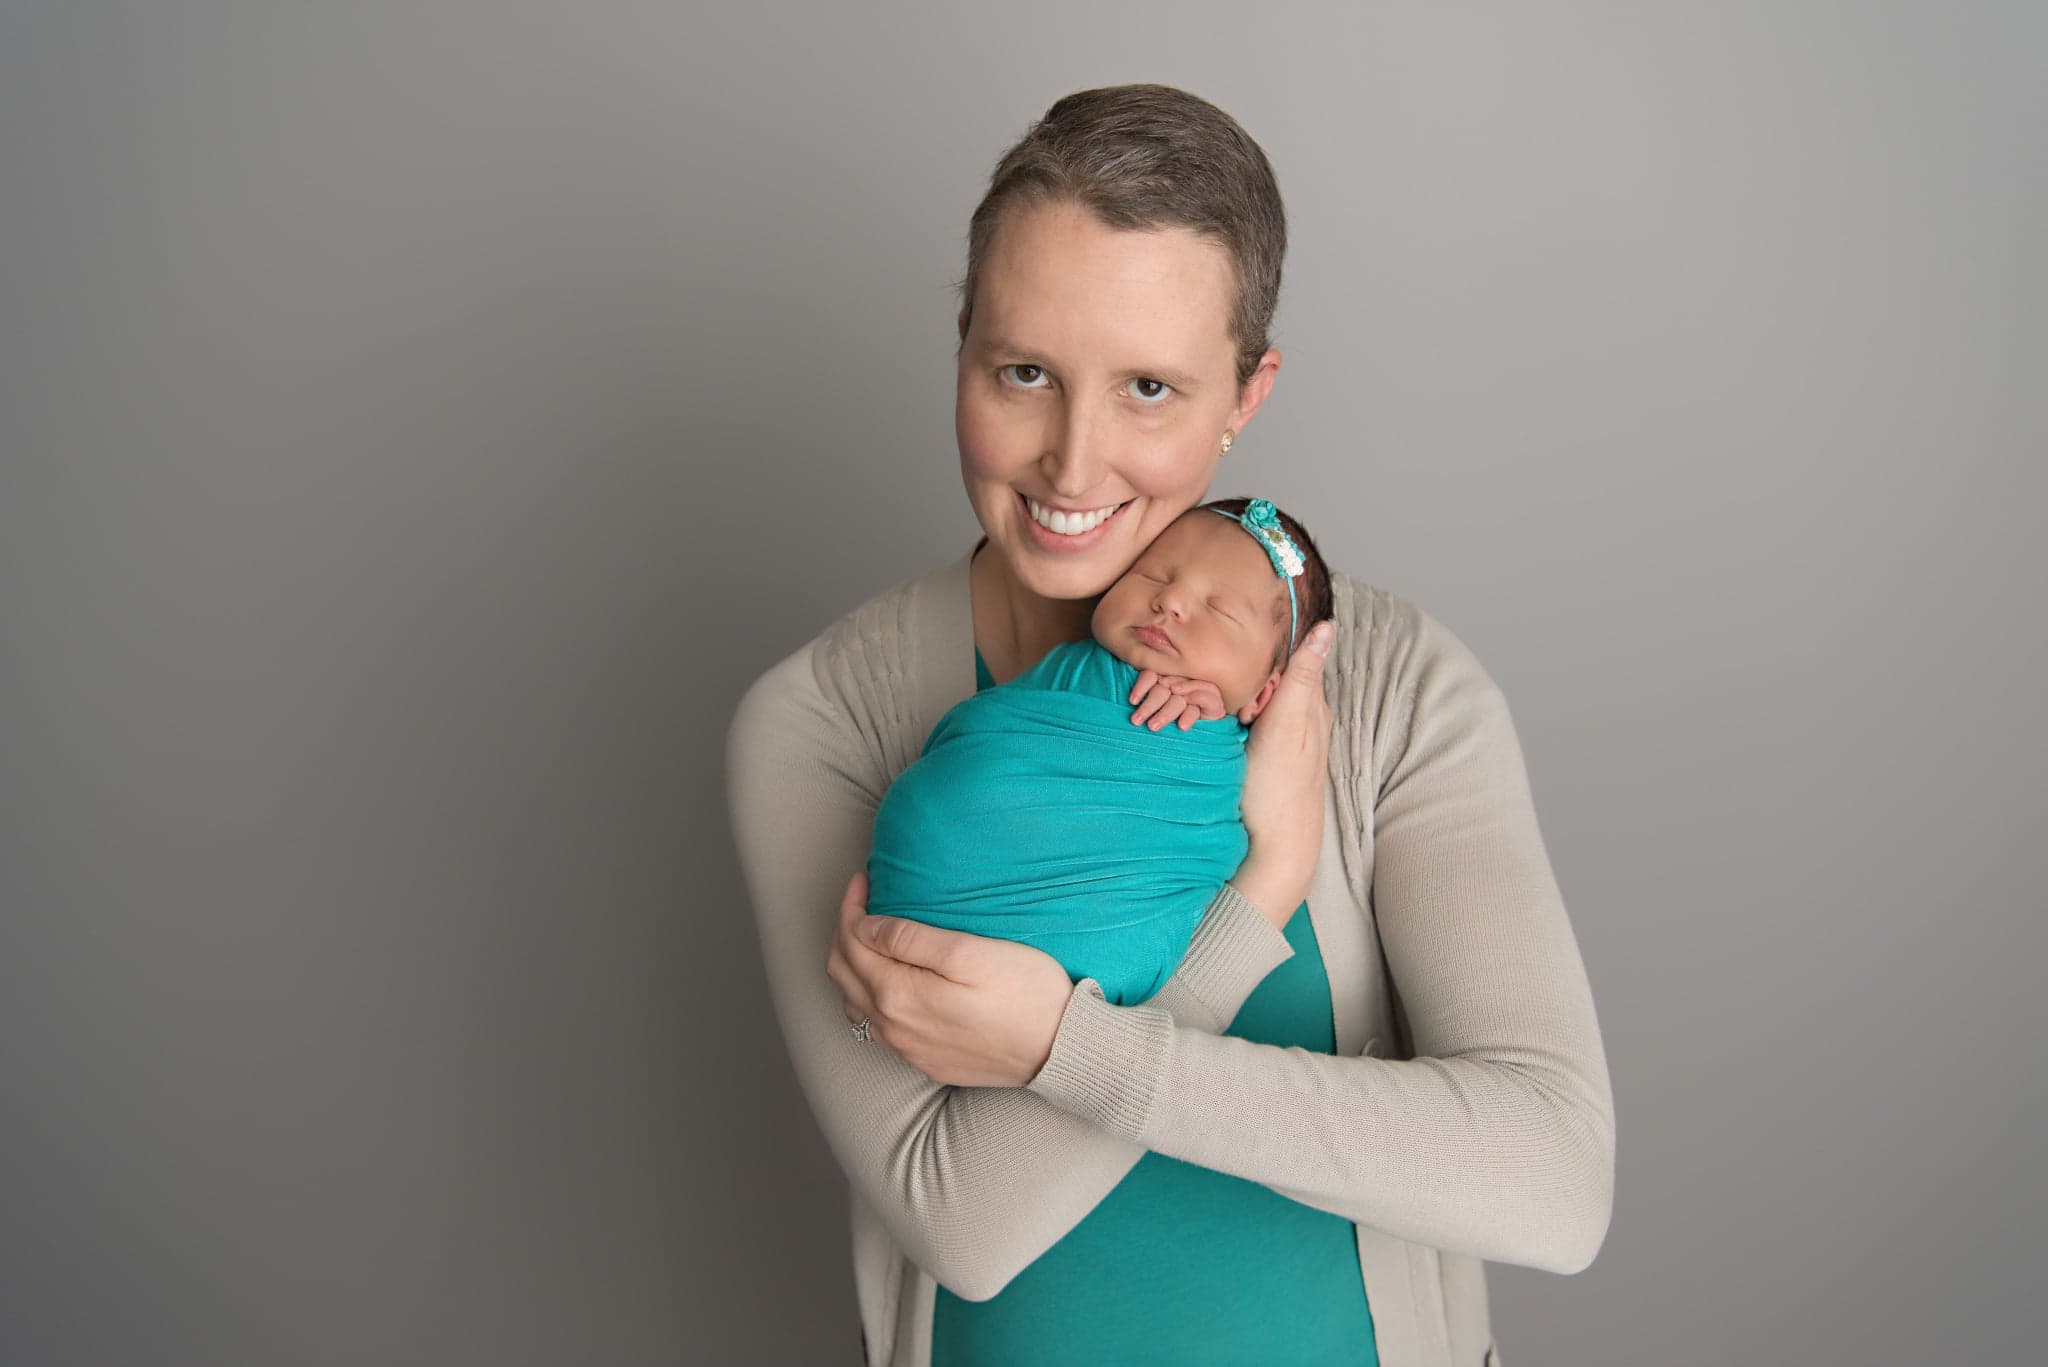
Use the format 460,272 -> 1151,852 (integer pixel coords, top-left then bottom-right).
1206,498 -> 1305,653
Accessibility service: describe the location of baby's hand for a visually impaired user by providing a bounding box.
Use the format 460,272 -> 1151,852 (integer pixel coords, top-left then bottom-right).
1128,671 -> 1230,732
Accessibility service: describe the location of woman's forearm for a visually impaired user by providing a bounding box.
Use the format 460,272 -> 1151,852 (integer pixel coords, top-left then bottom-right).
1223,850 -> 1314,934
1030,985 -> 1613,1275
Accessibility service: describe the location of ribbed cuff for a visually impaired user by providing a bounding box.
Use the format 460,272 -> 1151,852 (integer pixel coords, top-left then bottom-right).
1152,881 -> 1296,1032
1025,978 -> 1177,1143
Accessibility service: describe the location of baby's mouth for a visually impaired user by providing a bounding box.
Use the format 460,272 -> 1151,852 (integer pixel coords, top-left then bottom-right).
1133,624 -> 1176,652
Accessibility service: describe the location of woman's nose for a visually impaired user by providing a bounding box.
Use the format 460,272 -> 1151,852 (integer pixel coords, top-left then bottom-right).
1041,398 -> 1108,500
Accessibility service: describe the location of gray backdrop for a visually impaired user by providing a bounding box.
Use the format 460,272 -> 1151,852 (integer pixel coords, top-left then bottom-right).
3,3 -> 2041,1364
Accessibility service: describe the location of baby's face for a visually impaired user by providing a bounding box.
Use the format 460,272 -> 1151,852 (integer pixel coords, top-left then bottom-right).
1091,511 -> 1292,718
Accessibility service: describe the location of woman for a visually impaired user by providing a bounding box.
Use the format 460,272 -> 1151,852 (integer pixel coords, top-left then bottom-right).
727,84 -> 1614,1367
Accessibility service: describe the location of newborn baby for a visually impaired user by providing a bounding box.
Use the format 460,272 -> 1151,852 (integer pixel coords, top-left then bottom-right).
864,497 -> 1334,1005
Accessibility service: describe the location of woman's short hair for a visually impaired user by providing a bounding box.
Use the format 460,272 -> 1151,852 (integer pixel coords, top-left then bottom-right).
958,84 -> 1286,387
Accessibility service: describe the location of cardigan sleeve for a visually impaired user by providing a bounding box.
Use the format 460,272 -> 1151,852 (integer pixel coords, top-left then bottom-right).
725,642 -> 1296,1304
1024,604 -> 1617,1276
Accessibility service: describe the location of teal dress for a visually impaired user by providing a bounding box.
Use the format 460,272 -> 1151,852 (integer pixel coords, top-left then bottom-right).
926,649 -> 1380,1367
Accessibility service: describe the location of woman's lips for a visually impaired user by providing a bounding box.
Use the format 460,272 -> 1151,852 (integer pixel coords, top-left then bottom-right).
1016,491 -> 1130,553
1133,624 -> 1175,652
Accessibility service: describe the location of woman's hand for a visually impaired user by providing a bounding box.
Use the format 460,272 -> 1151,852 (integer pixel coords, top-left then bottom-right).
1232,620 -> 1336,928
1127,671 -> 1229,731
826,869 -> 1077,1087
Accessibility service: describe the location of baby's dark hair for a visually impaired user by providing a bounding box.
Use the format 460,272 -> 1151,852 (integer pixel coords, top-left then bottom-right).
1194,497 -> 1335,672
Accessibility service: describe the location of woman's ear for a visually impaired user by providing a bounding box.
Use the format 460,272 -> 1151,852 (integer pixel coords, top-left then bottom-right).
1238,670 -> 1283,724
1228,347 -> 1283,437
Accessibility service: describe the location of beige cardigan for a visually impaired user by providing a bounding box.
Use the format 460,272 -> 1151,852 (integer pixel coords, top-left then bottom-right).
726,546 -> 1614,1366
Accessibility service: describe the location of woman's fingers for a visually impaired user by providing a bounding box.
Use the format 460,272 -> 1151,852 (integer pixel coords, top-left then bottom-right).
825,869 -> 1078,1085
1278,621 -> 1334,704
1237,621 -> 1336,909
1248,621 -> 1332,729
828,870 -> 981,1060
835,869 -> 974,980
857,914 -> 981,983
827,869 -> 877,1025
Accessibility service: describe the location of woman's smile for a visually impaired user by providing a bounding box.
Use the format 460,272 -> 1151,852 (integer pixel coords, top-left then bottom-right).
1023,494 -> 1128,536
1015,490 -> 1135,553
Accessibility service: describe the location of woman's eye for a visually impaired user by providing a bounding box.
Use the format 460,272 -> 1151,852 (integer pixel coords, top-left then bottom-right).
1126,377 -> 1173,403
1000,364 -> 1048,388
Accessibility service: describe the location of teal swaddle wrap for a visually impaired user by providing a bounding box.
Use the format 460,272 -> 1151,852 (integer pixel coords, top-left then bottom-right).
865,638 -> 1248,1006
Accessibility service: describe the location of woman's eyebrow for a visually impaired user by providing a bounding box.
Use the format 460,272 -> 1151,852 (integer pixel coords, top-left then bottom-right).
978,335 -> 1043,359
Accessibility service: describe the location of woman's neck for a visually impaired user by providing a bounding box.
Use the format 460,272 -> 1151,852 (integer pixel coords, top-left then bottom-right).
970,539 -> 1097,684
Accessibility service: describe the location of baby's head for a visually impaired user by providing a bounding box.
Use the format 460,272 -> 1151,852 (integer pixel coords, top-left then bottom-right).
1091,497 -> 1335,723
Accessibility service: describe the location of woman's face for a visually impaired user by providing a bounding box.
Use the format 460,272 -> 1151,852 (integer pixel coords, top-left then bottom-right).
956,199 -> 1278,604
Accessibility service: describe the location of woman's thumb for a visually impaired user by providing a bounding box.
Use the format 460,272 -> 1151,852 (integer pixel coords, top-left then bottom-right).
857,912 -> 929,967
1294,621 -> 1334,670
1259,622 -> 1331,717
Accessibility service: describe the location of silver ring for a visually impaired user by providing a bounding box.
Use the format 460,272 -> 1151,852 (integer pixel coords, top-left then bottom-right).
851,1015 -> 872,1043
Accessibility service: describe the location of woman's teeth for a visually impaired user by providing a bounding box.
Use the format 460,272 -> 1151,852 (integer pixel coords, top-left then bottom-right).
1025,497 -> 1125,536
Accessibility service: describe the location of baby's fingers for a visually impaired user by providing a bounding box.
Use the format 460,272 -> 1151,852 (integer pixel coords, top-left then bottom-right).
1147,694 -> 1191,732
1129,680 -> 1175,727
1128,669 -> 1162,706
1163,676 -> 1220,721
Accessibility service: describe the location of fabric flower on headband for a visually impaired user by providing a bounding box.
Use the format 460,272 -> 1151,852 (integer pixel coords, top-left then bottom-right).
1241,499 -> 1306,578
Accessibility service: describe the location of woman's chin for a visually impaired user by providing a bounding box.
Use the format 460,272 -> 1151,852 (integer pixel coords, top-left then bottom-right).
1014,560 -> 1118,604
